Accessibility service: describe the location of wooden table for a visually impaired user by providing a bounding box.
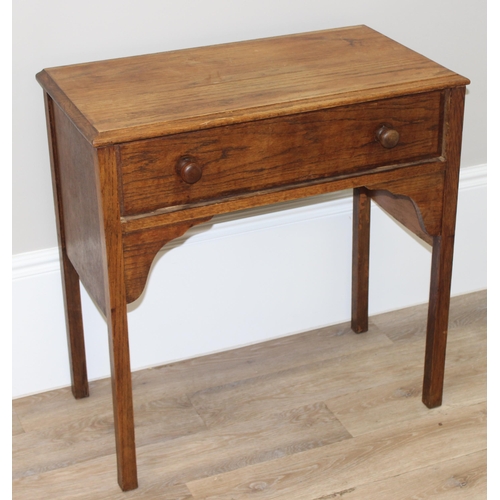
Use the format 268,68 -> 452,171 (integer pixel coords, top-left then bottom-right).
37,25 -> 469,491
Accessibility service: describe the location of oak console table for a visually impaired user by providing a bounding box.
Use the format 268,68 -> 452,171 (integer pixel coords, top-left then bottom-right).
37,25 -> 469,491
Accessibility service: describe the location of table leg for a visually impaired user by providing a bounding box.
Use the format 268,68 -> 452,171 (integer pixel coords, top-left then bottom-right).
96,144 -> 139,491
43,92 -> 89,400
106,289 -> 138,491
351,187 -> 371,333
422,86 -> 465,409
422,234 -> 455,408
60,251 -> 89,399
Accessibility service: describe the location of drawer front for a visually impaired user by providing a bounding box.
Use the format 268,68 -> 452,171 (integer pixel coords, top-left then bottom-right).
118,91 -> 443,216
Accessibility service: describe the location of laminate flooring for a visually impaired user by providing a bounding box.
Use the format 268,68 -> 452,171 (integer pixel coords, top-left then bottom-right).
12,290 -> 487,499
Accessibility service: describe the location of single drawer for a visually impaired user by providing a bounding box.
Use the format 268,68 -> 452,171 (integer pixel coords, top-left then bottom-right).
118,91 -> 443,216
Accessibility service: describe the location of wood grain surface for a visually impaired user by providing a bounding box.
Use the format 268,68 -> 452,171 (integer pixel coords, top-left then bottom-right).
13,291 -> 486,499
117,91 -> 443,215
36,26 -> 469,146
50,97 -> 106,315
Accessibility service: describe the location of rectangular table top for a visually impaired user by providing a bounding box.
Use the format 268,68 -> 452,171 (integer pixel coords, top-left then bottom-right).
36,25 -> 469,147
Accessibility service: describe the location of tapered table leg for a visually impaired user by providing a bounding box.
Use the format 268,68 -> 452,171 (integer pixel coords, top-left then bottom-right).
351,187 -> 371,333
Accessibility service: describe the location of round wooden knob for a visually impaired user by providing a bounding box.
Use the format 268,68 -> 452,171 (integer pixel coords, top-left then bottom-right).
176,156 -> 202,184
376,125 -> 400,149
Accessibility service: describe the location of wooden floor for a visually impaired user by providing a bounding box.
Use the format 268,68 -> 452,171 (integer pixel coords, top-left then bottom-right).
13,290 -> 486,499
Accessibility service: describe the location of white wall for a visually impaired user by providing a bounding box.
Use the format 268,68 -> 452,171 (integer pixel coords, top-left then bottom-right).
12,1 -> 487,397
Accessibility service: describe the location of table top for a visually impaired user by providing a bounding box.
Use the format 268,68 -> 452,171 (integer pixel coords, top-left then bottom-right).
37,25 -> 469,147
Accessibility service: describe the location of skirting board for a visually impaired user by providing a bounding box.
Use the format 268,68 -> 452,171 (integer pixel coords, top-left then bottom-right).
12,164 -> 486,398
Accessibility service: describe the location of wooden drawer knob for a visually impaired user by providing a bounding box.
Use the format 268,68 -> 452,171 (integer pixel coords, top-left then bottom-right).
376,125 -> 400,149
176,156 -> 202,184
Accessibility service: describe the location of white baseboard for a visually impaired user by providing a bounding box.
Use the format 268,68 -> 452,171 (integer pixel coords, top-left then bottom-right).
12,164 -> 487,398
